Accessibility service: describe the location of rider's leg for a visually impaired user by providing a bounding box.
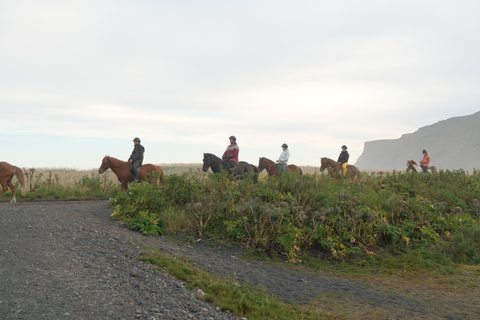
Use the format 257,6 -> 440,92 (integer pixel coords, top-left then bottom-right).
132,161 -> 141,182
341,162 -> 347,177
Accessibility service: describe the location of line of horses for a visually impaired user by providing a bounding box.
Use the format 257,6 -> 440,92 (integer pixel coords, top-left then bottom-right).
2,155 -> 435,203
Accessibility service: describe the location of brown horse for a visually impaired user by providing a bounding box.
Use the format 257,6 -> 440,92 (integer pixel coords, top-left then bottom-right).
320,157 -> 359,178
0,162 -> 27,203
257,157 -> 302,177
406,159 -> 437,173
98,156 -> 164,191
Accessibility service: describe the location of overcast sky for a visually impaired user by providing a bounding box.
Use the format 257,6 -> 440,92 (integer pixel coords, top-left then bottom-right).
1,0 -> 479,170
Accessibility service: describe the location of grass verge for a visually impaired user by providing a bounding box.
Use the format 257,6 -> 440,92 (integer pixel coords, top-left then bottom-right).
135,243 -> 338,320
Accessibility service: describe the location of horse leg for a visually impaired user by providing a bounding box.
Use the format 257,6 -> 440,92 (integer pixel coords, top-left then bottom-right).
6,176 -> 16,203
120,180 -> 128,191
0,178 -> 10,197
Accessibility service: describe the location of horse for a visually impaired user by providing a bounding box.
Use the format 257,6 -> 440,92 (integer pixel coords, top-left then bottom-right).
406,159 -> 437,173
98,156 -> 164,191
202,153 -> 258,183
0,162 -> 27,203
257,157 -> 302,177
319,157 -> 359,178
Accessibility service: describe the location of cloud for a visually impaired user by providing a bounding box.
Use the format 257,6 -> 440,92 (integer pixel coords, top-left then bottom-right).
1,0 -> 479,168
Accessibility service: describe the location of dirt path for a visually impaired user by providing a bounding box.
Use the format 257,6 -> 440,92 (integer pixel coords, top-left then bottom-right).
1,201 -> 479,319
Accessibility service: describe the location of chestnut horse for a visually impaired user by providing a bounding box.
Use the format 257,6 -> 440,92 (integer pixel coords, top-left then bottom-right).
257,157 -> 302,177
406,160 -> 437,173
202,153 -> 258,183
98,156 -> 164,191
0,162 -> 27,203
320,157 -> 359,178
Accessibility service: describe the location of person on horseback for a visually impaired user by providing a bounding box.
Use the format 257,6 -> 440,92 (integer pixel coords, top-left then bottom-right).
222,135 -> 239,172
276,143 -> 290,173
128,137 -> 145,183
420,149 -> 430,173
337,145 -> 349,177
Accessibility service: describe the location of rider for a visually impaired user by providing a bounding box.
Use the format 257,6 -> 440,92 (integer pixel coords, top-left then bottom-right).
337,145 -> 349,177
222,135 -> 239,171
420,149 -> 430,173
276,143 -> 290,173
128,137 -> 145,183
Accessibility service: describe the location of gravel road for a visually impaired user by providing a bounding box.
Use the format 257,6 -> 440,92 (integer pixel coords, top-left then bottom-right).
1,200 -> 478,320
0,200 -> 240,320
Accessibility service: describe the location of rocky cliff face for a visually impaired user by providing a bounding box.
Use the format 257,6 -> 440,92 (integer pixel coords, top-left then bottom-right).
355,111 -> 480,171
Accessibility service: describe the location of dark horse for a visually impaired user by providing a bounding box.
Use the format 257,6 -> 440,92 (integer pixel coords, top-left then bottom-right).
320,157 -> 359,178
406,159 -> 437,173
202,153 -> 258,183
257,157 -> 302,177
98,156 -> 164,191
0,161 -> 27,203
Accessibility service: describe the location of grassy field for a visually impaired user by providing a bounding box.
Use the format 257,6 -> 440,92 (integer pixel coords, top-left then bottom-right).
16,163 -> 322,188
1,163 -> 323,201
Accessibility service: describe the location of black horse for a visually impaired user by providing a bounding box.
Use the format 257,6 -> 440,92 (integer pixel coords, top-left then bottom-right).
202,153 -> 258,183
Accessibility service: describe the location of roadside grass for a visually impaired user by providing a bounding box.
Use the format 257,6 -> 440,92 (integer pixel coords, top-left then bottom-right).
135,239 -> 480,320
136,244 -> 338,320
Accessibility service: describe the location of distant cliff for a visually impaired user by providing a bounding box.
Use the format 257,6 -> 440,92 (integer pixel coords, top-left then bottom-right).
355,111 -> 480,171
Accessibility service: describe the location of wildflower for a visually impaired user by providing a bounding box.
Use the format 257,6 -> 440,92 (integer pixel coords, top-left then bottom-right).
298,211 -> 307,223
311,211 -> 321,220
193,202 -> 203,211
367,211 -> 378,222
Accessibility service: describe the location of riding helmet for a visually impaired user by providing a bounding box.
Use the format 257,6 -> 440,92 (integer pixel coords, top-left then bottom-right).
229,135 -> 236,141
422,149 -> 427,153
133,137 -> 141,142
282,143 -> 288,148
341,145 -> 347,149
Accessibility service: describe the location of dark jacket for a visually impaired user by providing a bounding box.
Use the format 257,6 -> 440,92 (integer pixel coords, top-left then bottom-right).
338,151 -> 349,164
129,144 -> 145,163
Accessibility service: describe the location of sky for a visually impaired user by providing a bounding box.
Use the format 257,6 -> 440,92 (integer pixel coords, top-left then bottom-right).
1,0 -> 479,170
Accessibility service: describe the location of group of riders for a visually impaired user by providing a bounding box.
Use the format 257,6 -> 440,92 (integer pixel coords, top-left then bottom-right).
127,136 -> 432,181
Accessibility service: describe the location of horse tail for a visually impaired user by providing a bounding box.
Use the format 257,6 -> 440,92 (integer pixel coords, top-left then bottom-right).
13,167 -> 27,194
158,166 -> 165,184
298,167 -> 303,175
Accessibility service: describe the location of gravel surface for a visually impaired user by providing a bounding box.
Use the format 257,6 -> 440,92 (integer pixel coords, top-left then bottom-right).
0,201 -> 241,320
1,200 -> 478,320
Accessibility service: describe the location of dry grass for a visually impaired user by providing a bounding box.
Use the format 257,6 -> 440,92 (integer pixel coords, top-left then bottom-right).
19,164 -> 388,188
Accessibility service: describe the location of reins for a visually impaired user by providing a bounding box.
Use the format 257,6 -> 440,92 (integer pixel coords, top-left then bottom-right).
206,155 -> 223,168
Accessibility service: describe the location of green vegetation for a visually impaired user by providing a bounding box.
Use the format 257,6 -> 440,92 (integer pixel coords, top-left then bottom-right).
0,171 -> 119,201
110,169 -> 480,266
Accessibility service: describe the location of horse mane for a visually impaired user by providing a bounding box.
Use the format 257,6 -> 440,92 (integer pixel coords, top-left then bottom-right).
260,157 -> 274,163
209,153 -> 222,161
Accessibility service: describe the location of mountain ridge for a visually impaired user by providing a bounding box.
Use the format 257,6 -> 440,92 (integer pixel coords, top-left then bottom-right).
354,111 -> 480,171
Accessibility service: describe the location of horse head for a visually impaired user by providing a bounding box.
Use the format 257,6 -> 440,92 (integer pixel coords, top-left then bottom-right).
98,155 -> 110,174
257,157 -> 267,173
406,160 -> 418,172
202,153 -> 210,172
406,160 -> 414,171
319,157 -> 329,172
